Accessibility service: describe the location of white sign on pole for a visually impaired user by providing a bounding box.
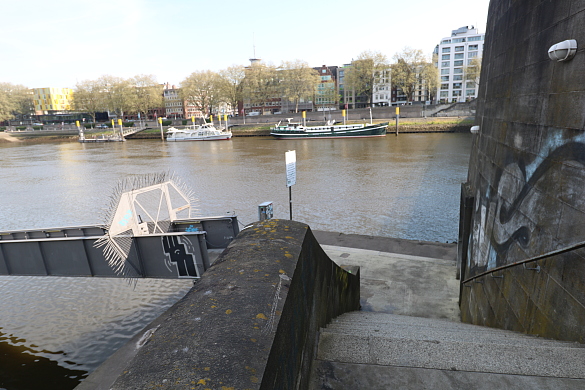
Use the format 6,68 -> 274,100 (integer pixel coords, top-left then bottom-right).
285,150 -> 296,187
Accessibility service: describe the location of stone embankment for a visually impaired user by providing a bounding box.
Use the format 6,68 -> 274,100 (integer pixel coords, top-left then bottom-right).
394,123 -> 472,133
0,117 -> 474,142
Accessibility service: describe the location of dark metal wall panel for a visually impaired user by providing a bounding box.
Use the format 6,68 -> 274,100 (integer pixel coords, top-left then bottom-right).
2,242 -> 47,275
0,244 -> 8,274
0,217 -> 238,278
84,239 -> 118,277
40,240 -> 93,276
174,217 -> 239,249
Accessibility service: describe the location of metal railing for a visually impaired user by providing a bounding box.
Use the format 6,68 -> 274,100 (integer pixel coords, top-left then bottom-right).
461,240 -> 585,285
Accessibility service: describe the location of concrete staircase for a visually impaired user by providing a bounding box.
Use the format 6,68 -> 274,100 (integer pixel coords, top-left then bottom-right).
311,311 -> 585,389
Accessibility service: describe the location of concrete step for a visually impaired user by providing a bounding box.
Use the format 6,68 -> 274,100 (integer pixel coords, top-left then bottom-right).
316,312 -> 585,379
325,313 -> 583,349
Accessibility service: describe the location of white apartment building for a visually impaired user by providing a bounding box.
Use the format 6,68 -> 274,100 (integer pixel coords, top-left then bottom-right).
435,26 -> 484,103
372,68 -> 392,107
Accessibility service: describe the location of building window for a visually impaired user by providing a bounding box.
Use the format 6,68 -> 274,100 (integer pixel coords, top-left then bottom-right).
466,81 -> 475,88
454,53 -> 464,59
440,84 -> 449,90
454,60 -> 464,66
441,69 -> 450,75
453,68 -> 463,74
468,45 -> 479,51
441,61 -> 450,67
441,39 -> 451,44
441,76 -> 449,81
442,54 -> 450,60
453,90 -> 462,96
453,38 -> 466,43
453,83 -> 462,89
468,52 -> 478,59
453,75 -> 463,81
455,46 -> 464,52
442,47 -> 451,53
468,36 -> 483,41
440,91 -> 448,97
466,89 -> 476,96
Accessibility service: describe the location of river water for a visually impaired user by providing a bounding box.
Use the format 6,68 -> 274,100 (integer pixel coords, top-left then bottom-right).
0,133 -> 471,389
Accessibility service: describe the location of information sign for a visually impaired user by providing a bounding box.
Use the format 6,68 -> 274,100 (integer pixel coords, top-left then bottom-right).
286,150 -> 296,187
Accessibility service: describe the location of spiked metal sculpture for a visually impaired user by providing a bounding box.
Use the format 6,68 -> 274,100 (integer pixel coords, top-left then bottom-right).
94,173 -> 197,277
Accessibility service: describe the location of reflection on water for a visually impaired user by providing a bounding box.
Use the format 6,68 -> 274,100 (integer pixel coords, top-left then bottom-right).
0,134 -> 471,388
0,276 -> 192,389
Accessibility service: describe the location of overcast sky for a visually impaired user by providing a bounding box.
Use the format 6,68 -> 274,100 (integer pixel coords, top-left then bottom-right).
0,0 -> 491,88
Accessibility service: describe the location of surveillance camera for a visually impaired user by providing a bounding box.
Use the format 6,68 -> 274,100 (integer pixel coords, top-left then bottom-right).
548,39 -> 577,62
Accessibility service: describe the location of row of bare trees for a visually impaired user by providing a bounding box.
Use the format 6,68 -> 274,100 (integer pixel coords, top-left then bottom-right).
0,49 -> 481,123
179,60 -> 321,116
346,49 -> 439,106
73,75 -> 162,123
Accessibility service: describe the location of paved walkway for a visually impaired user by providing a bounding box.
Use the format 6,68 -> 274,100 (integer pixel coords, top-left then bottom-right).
322,245 -> 460,321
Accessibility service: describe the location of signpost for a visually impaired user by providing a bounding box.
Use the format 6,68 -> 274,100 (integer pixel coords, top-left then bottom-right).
285,150 -> 296,220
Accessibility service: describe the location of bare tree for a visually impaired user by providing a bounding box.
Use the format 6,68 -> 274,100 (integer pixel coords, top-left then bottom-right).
344,51 -> 389,107
0,83 -> 33,122
391,47 -> 435,103
241,62 -> 278,114
98,75 -> 133,119
128,75 -> 163,122
280,60 -> 320,113
73,79 -> 105,124
464,57 -> 482,87
180,70 -> 222,118
217,65 -> 246,115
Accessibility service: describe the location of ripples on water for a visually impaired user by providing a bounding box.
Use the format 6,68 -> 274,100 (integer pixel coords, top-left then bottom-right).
0,134 -> 471,388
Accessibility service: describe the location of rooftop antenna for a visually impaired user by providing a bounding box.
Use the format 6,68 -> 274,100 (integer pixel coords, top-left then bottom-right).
249,32 -> 261,64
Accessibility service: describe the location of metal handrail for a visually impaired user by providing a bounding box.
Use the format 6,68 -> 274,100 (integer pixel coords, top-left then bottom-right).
461,240 -> 585,284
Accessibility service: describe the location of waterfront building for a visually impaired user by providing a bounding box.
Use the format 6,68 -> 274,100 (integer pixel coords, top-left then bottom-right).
163,84 -> 184,119
313,65 -> 338,111
338,63 -> 369,109
313,65 -> 339,111
341,60 -> 394,108
32,87 -> 74,115
435,26 -> 484,103
372,68 -> 392,107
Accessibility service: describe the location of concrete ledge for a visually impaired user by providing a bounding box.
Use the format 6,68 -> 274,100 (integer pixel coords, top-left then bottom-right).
78,220 -> 360,389
313,230 -> 457,261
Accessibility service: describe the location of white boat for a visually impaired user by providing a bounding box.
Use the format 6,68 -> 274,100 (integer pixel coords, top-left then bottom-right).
166,123 -> 232,141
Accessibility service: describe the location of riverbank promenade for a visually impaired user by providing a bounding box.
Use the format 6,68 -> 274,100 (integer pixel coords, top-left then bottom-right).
77,221 -> 585,389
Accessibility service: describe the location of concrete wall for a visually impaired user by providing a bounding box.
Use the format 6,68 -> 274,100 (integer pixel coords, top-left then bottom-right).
459,0 -> 585,343
79,219 -> 360,389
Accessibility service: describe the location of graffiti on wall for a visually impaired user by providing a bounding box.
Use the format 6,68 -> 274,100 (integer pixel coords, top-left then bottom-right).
162,235 -> 199,278
468,135 -> 585,276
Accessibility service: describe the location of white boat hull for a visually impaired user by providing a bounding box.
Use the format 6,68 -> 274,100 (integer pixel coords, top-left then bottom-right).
167,133 -> 232,141
166,124 -> 232,142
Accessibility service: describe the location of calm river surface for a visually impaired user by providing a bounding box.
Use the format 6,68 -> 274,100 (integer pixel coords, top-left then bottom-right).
0,133 -> 471,389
